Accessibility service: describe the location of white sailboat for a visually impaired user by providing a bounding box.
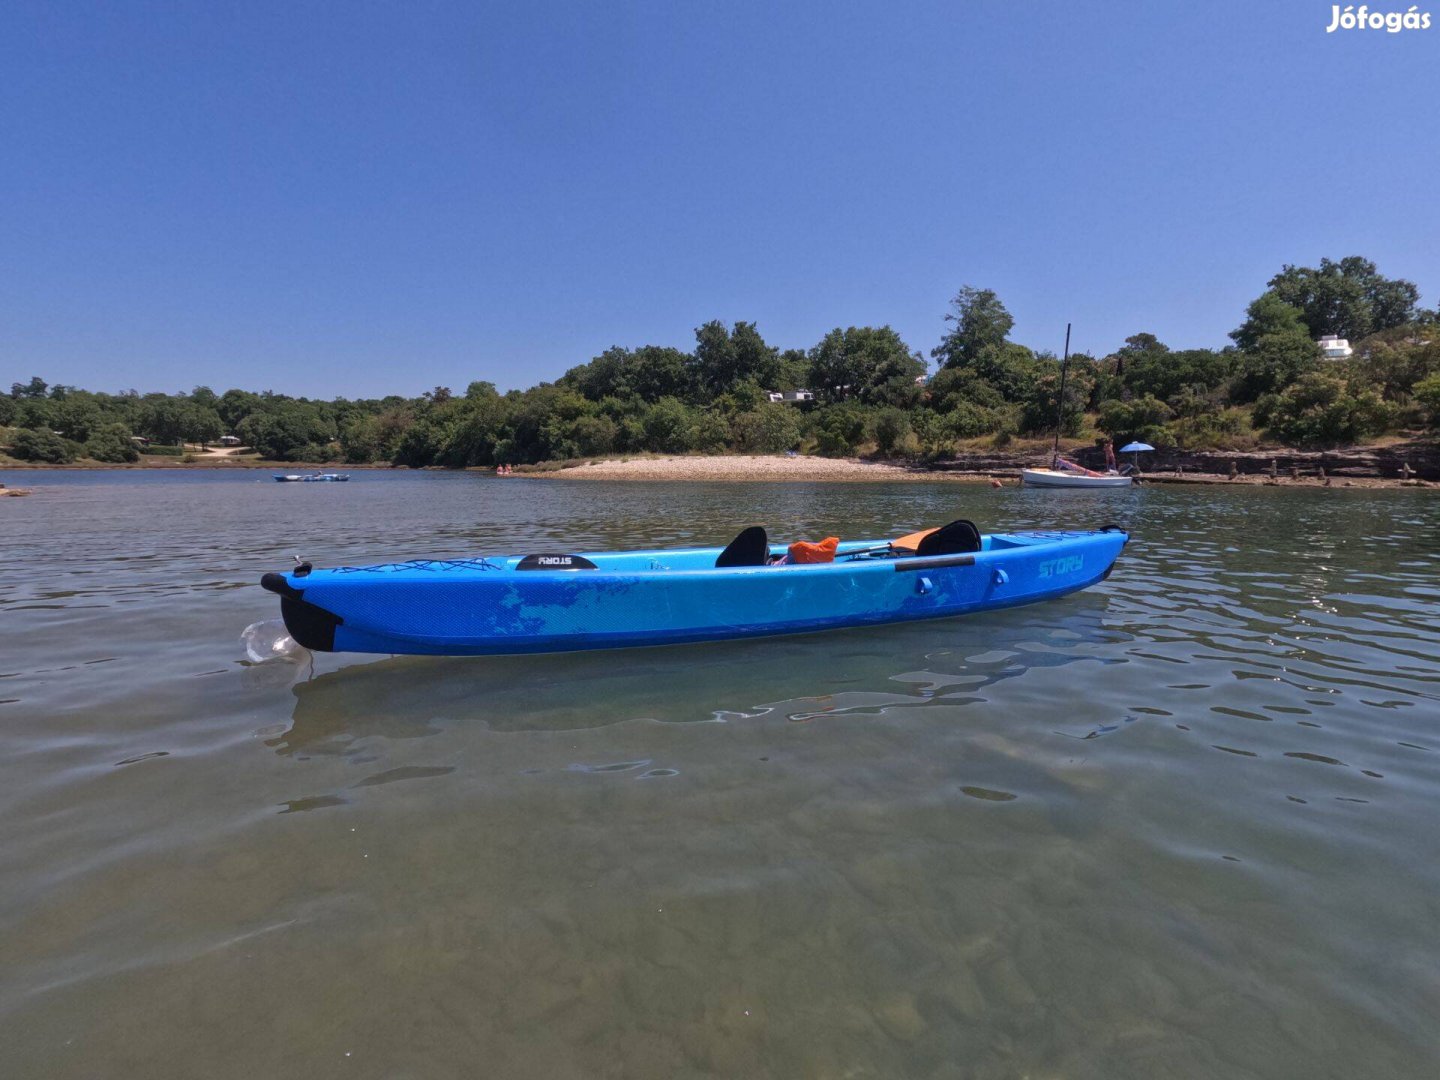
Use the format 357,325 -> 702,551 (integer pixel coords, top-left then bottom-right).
1021,466 -> 1132,488
1022,323 -> 1133,489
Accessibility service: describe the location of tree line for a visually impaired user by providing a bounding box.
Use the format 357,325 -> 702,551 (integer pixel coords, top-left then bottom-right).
4,255 -> 1438,466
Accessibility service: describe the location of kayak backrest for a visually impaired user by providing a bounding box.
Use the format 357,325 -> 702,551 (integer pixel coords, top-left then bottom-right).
916,519 -> 982,556
715,526 -> 769,567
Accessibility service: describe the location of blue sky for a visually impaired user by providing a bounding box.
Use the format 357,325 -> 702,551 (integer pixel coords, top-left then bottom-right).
3,0 -> 1437,398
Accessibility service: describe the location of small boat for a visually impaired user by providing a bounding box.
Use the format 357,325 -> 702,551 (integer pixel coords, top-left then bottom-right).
260,521 -> 1129,656
273,474 -> 305,482
274,473 -> 350,482
1022,468 -> 1132,489
1025,322 -> 1132,490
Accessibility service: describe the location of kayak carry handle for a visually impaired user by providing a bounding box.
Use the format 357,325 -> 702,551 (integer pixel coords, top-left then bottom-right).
892,554 -> 976,572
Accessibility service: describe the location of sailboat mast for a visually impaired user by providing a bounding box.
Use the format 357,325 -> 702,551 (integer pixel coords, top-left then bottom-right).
1051,322 -> 1072,458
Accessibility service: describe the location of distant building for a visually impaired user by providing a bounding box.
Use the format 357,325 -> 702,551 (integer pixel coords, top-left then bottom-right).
766,389 -> 815,403
130,436 -> 151,446
219,435 -> 241,446
1318,335 -> 1353,360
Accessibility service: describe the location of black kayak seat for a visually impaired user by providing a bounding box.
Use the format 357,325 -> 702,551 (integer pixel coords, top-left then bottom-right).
915,519 -> 982,557
716,526 -> 769,567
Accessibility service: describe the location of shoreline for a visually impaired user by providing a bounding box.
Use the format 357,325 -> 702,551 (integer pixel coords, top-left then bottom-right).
0,459 -> 396,471
524,454 -> 1434,488
4,452 -> 1433,489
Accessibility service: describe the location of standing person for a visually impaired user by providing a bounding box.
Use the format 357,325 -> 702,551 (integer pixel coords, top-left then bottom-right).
1104,439 -> 1117,472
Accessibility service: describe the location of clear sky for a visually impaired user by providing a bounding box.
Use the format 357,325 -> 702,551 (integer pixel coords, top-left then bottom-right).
3,0 -> 1437,399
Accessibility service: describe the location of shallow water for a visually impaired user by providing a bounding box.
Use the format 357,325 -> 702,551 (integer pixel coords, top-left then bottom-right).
2,470 -> 1438,1078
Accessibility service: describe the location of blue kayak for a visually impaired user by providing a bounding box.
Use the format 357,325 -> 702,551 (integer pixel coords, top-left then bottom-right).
260,523 -> 1128,656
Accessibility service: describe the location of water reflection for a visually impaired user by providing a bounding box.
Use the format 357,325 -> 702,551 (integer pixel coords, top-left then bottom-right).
276,597 -> 1123,752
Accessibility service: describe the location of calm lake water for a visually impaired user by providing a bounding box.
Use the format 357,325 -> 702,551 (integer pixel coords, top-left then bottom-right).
2,469 -> 1438,1079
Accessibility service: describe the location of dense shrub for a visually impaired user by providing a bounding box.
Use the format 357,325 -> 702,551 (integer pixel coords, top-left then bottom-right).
942,401 -> 998,440
870,408 -> 914,454
1262,373 -> 1391,447
1167,409 -> 1250,450
641,398 -> 697,454
1415,373 -> 1440,428
1097,396 -> 1173,445
568,415 -> 619,457
11,428 -> 75,463
729,406 -> 802,453
84,423 -> 141,463
811,405 -> 869,456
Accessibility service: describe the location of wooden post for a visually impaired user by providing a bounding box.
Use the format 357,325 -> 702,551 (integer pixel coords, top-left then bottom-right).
1269,459 -> 1278,479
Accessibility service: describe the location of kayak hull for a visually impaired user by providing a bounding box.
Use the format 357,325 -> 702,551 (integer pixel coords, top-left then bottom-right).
262,530 -> 1128,656
1021,469 -> 1133,488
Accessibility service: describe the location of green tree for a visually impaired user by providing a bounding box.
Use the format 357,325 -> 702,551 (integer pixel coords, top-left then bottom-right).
690,321 -> 779,397
809,326 -> 924,405
775,348 -> 811,391
932,287 -> 1014,370
1117,340 -> 1234,405
49,397 -> 103,442
1235,332 -> 1320,402
630,346 -> 693,402
10,376 -> 48,399
84,423 -> 141,463
139,397 -> 192,444
238,406 -> 336,460
1231,293 -> 1309,353
183,407 -> 224,447
216,389 -> 261,429
1266,256 -> 1420,340
1020,357 -> 1092,436
1231,294 -> 1320,401
926,366 -> 1006,413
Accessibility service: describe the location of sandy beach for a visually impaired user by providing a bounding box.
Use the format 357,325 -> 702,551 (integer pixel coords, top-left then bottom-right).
525,454 -> 977,482
520,453 -> 1435,487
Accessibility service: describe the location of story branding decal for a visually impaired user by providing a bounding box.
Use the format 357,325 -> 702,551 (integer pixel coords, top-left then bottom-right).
1038,556 -> 1084,579
1326,5 -> 1431,31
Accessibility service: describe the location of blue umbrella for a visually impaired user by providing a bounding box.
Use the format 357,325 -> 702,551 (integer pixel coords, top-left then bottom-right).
1119,441 -> 1155,471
